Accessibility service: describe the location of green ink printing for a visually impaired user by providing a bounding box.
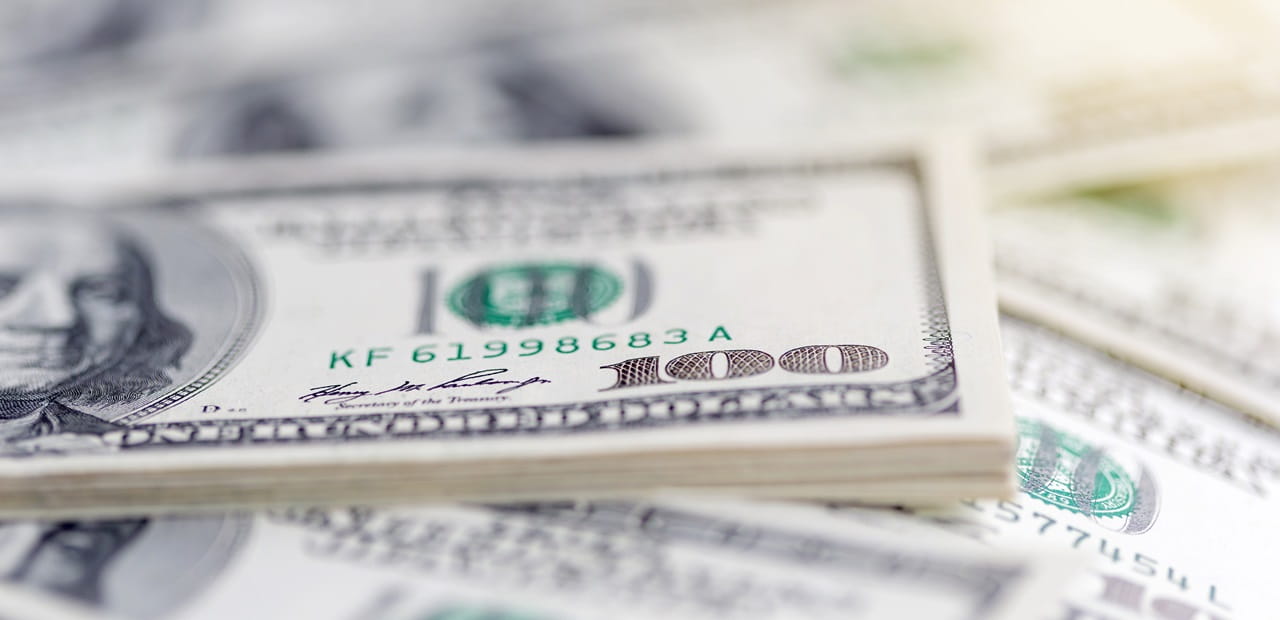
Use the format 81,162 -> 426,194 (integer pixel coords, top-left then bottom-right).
1015,418 -> 1138,518
447,262 -> 622,328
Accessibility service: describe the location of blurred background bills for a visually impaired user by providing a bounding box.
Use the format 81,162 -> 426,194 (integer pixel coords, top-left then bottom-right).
0,499 -> 1082,620
1,0 -> 1280,619
5,0 -> 1280,185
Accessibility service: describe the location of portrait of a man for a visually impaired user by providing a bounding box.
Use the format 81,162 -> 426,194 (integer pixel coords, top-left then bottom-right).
0,513 -> 247,617
0,213 -> 192,444
1,518 -> 149,604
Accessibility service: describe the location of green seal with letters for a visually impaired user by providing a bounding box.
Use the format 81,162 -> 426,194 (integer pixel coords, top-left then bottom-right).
1014,418 -> 1137,518
448,262 -> 623,328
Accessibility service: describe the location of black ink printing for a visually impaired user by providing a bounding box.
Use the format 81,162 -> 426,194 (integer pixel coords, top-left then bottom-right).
300,369 -> 551,405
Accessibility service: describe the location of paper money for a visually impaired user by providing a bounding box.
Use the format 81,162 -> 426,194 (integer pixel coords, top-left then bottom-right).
906,317 -> 1280,619
0,0 -> 715,180
0,498 -> 1080,620
0,0 -> 999,177
984,0 -> 1280,194
0,0 -> 659,79
0,137 -> 1013,516
993,162 -> 1280,429
5,0 -> 1280,192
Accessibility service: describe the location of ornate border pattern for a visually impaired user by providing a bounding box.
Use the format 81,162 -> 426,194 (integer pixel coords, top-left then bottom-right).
110,155 -> 959,448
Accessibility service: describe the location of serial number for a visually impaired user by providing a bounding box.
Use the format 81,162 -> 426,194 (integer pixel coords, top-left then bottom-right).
328,327 -> 733,369
955,499 -> 1232,612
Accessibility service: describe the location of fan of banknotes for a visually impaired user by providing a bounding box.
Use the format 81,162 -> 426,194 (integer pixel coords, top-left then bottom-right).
0,1 -> 1277,619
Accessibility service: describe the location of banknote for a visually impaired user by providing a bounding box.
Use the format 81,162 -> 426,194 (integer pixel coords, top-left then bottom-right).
0,0 -> 1000,177
901,317 -> 1280,619
0,498 -> 1081,620
0,137 -> 1013,515
5,0 -> 1280,191
993,162 -> 1280,429
0,0 -> 668,80
983,0 -> 1280,194
0,0 -> 692,176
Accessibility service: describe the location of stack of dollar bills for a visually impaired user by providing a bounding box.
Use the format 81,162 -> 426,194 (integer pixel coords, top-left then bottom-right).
1,1 -> 1278,619
0,139 -> 1015,514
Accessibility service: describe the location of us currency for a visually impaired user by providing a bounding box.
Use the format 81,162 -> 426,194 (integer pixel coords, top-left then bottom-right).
0,137 -> 1013,515
993,161 -> 1280,429
0,499 -> 1082,620
0,0 -> 694,177
4,0 -> 1280,190
0,0 -> 996,178
0,0 -> 672,81
983,0 -> 1280,194
893,318 -> 1280,619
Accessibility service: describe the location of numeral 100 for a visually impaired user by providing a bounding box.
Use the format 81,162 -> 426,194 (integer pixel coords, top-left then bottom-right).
600,344 -> 889,390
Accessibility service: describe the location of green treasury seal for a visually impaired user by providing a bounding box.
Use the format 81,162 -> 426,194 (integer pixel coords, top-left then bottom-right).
448,262 -> 623,328
1015,417 -> 1138,518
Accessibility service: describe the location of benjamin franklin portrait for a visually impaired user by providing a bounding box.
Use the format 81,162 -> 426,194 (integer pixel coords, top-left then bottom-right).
1,518 -> 148,603
0,212 -> 193,444
0,514 -> 248,618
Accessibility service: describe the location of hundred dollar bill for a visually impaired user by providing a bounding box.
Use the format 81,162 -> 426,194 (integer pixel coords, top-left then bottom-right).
6,0 -> 1280,194
0,0 -> 998,177
993,162 -> 1280,429
0,499 -> 1080,620
983,0 -> 1280,195
0,137 -> 1013,515
0,0 -> 688,177
899,317 -> 1280,619
0,0 -> 664,81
